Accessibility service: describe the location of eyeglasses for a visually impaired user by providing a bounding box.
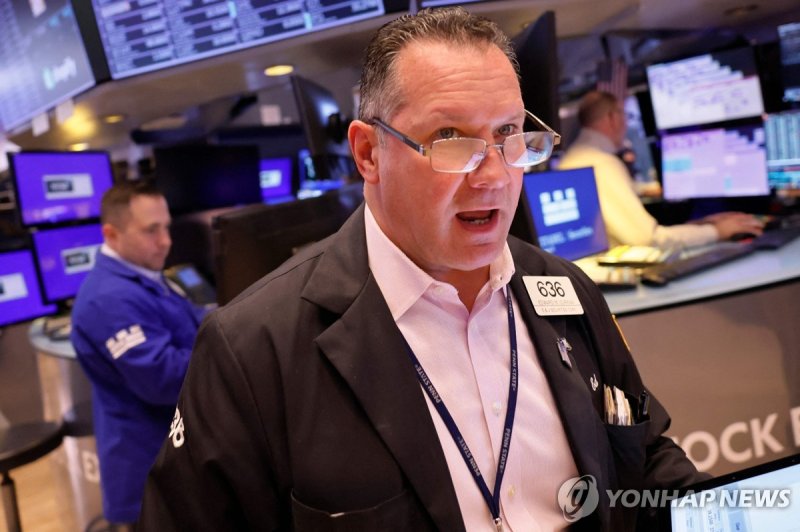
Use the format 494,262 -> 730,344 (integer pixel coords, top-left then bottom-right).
370,110 -> 561,174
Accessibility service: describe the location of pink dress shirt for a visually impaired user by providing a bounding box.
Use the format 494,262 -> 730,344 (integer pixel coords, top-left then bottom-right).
364,206 -> 578,531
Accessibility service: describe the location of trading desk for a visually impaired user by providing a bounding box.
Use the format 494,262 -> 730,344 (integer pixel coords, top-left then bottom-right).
602,238 -> 800,476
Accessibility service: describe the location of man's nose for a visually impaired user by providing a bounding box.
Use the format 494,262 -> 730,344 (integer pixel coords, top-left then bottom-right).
466,145 -> 511,189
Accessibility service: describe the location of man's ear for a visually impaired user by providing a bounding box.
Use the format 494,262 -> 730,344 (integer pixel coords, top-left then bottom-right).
348,120 -> 380,184
102,223 -> 117,246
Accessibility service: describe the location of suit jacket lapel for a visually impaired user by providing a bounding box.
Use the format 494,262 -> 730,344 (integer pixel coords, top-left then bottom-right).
509,273 -> 605,479
302,207 -> 465,531
509,253 -> 611,529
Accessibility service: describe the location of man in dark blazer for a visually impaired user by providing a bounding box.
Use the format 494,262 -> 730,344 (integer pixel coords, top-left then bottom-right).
139,7 -> 703,531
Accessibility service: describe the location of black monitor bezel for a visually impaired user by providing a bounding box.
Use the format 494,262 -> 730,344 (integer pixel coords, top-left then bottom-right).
152,143 -> 263,216
211,184 -> 363,305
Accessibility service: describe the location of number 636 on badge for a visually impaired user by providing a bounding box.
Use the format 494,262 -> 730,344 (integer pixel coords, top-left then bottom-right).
523,276 -> 584,316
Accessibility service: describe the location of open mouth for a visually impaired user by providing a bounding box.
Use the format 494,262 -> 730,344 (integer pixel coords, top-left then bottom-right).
456,209 -> 497,226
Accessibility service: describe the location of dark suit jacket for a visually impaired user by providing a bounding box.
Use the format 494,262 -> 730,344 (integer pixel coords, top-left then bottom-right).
139,205 -> 702,531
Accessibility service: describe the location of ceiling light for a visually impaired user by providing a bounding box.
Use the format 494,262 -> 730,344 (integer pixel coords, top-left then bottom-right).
264,64 -> 294,77
69,142 -> 89,151
724,4 -> 758,17
103,114 -> 126,124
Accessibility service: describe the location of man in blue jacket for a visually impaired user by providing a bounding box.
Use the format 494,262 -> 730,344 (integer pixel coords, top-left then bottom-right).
71,180 -> 206,528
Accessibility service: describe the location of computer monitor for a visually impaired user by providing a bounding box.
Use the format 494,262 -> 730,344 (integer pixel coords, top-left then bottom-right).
660,452 -> 800,532
778,22 -> 800,104
153,144 -> 262,215
259,157 -> 294,204
31,223 -> 103,304
623,94 -> 657,182
0,249 -> 57,328
765,109 -> 800,193
212,184 -> 363,305
291,76 -> 354,185
0,0 -> 108,131
89,0 -> 387,79
646,47 -> 765,131
516,167 -> 609,261
9,151 -> 114,227
661,124 -> 770,200
513,11 -> 561,134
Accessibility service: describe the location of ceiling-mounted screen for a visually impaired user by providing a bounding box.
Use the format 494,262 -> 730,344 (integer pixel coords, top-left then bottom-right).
91,0 -> 386,79
778,22 -> 800,103
646,47 -> 764,131
0,0 -> 103,131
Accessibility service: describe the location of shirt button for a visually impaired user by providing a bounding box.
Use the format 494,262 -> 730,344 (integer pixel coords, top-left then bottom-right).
492,401 -> 503,416
508,485 -> 516,498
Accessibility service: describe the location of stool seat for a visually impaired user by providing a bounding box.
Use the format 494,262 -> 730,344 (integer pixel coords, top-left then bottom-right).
0,421 -> 64,532
0,421 -> 64,472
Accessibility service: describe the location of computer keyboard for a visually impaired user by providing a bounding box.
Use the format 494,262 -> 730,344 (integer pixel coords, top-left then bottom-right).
752,225 -> 800,250
640,243 -> 755,286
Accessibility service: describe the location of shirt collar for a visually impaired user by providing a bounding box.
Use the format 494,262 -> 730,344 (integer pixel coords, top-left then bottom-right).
101,244 -> 164,285
364,204 -> 515,321
575,128 -> 618,155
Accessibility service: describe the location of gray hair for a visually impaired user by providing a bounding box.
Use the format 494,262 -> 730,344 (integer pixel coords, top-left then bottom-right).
358,7 -> 518,122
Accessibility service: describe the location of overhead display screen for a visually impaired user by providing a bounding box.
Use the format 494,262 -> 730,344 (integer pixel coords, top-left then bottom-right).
646,47 -> 764,131
91,0 -> 386,79
0,0 -> 98,131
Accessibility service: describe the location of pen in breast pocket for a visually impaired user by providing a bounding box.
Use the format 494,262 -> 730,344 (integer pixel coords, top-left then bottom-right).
638,390 -> 650,420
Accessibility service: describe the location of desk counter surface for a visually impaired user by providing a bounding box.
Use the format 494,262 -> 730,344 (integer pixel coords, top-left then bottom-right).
603,238 -> 800,316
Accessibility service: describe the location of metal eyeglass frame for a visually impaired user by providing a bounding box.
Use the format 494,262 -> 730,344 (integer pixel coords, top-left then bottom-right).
369,110 -> 562,173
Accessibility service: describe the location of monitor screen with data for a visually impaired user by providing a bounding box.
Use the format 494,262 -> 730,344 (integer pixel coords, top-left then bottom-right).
661,125 -> 769,200
646,47 -> 765,131
765,109 -> 800,192
10,151 -> 114,227
0,0 -> 101,131
519,167 -> 608,261
778,22 -> 800,103
31,223 -> 103,304
91,0 -> 387,79
0,249 -> 57,328
667,453 -> 800,532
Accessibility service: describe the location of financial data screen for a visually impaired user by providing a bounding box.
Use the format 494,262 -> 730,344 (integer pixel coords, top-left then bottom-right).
0,0 -> 97,131
11,151 -> 114,226
779,22 -> 800,103
32,224 -> 103,303
661,126 -> 769,200
522,167 -> 608,261
0,250 -> 56,327
765,110 -> 800,191
646,48 -> 764,131
671,463 -> 800,532
91,0 -> 386,79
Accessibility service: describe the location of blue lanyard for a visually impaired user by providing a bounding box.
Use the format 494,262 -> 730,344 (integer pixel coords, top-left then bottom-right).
403,288 -> 518,532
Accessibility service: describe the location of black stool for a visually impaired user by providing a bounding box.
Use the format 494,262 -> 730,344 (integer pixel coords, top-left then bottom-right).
0,421 -> 64,532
